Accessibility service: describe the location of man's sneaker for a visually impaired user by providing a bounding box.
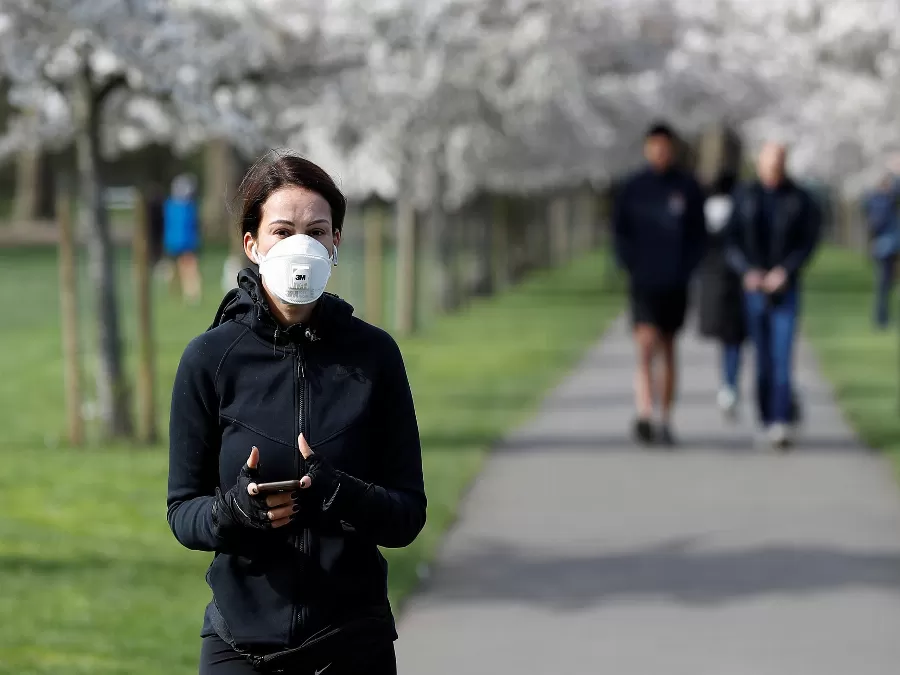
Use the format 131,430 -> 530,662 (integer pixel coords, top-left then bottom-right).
633,418 -> 655,446
768,423 -> 792,451
657,424 -> 677,448
716,386 -> 738,420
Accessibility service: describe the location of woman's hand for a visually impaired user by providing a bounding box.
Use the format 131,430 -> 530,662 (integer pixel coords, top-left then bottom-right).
298,434 -> 343,511
213,447 -> 299,532
259,491 -> 297,529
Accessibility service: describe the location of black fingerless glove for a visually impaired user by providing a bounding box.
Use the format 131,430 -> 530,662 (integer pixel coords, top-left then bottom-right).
303,453 -> 369,514
211,462 -> 271,535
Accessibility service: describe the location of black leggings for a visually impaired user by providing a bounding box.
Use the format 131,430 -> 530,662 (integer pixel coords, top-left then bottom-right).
199,634 -> 397,675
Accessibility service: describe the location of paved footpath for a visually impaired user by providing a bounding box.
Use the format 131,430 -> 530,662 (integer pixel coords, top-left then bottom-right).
395,317 -> 900,675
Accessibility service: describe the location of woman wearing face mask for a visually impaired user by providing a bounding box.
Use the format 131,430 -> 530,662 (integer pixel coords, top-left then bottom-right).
166,151 -> 426,675
697,172 -> 746,419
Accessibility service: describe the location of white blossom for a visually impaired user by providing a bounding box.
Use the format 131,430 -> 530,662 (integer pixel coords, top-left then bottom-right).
2,0 -> 899,198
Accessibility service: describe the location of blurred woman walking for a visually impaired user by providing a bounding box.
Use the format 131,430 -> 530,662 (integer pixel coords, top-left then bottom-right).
697,172 -> 746,419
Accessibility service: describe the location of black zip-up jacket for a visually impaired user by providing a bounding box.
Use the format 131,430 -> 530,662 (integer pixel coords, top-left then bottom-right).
612,166 -> 707,291
724,178 -> 821,281
166,268 -> 426,652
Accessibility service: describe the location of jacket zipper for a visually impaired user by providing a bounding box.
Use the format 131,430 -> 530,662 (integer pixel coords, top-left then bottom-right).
297,348 -> 306,452
296,345 -> 310,635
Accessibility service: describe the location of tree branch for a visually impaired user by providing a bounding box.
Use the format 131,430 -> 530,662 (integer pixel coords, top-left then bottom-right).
94,74 -> 128,106
39,63 -> 68,98
211,54 -> 366,92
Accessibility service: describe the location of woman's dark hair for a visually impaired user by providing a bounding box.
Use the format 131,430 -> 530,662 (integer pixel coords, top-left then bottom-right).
710,171 -> 737,196
238,150 -> 347,237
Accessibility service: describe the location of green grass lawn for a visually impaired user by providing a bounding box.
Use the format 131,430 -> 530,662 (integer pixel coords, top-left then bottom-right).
0,245 -> 621,675
804,247 -> 900,462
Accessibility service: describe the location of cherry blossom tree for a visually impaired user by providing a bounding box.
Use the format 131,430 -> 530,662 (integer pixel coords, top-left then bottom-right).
3,0 -> 896,424
293,0 -> 701,208
672,0 -> 900,194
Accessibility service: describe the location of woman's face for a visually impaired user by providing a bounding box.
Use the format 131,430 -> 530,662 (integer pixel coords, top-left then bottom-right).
243,185 -> 341,262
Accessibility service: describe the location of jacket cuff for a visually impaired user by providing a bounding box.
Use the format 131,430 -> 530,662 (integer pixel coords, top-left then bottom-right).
211,489 -> 240,541
323,471 -> 371,519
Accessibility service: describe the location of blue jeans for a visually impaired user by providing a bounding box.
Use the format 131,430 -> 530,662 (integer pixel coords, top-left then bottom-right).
875,256 -> 896,328
744,286 -> 798,426
722,342 -> 742,390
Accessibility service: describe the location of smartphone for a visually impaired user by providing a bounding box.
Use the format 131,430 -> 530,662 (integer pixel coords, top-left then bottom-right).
255,480 -> 303,494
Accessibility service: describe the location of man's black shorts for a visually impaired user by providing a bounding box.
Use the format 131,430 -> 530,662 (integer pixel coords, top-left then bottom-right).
629,285 -> 689,335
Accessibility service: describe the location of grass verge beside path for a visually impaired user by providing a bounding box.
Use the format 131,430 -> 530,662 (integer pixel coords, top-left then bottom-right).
0,247 -> 621,675
805,247 -> 900,463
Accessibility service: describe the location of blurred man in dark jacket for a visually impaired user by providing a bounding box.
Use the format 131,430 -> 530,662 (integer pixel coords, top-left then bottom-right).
863,172 -> 900,329
725,142 -> 820,450
613,122 -> 707,446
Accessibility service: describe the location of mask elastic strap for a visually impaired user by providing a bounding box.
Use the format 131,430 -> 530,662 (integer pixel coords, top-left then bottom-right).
331,246 -> 339,267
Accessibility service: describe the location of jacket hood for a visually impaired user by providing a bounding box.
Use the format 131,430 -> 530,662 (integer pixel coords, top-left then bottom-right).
209,267 -> 355,343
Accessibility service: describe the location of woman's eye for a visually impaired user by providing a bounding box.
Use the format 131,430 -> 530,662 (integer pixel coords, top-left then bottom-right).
275,230 -> 290,237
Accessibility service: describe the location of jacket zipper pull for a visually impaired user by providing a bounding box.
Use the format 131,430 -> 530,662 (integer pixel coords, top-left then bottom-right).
273,328 -> 279,357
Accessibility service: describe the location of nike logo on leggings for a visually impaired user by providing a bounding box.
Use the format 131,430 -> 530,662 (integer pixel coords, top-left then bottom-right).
314,664 -> 332,675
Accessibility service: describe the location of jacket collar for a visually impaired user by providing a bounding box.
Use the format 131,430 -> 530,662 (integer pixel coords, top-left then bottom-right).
209,267 -> 354,346
752,177 -> 796,196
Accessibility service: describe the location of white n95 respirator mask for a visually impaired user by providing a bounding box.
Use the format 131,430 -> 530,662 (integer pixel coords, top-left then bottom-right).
253,234 -> 336,305
704,195 -> 733,234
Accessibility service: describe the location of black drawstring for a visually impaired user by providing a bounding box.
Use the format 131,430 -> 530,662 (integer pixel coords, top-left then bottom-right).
255,300 -> 313,356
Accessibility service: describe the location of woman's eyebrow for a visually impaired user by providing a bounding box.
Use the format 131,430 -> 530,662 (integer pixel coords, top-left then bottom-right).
268,219 -> 295,228
304,219 -> 331,228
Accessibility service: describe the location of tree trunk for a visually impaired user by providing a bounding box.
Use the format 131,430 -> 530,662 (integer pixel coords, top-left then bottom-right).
56,178 -> 84,447
37,152 -> 57,220
394,157 -> 419,333
363,200 -> 385,325
394,196 -> 417,335
458,204 -> 479,299
427,159 -> 460,313
695,125 -> 723,188
574,185 -> 597,252
523,196 -> 545,272
222,234 -> 248,293
548,195 -> 570,266
73,65 -> 133,440
203,138 -> 238,241
133,190 -> 157,444
469,195 -> 493,296
13,144 -> 40,223
432,204 -> 460,312
490,195 -> 511,292
219,146 -> 249,293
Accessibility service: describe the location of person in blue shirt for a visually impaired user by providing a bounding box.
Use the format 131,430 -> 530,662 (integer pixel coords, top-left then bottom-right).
863,173 -> 900,329
725,142 -> 820,450
613,122 -> 707,446
164,173 -> 203,305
